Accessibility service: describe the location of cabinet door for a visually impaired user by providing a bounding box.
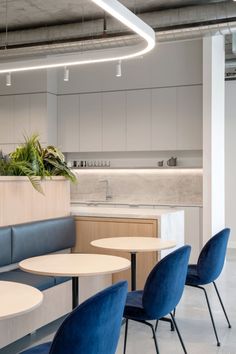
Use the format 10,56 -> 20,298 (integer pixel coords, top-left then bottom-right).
14,95 -> 30,143
0,96 -> 14,143
58,95 -> 79,152
177,206 -> 202,263
177,85 -> 202,150
126,90 -> 151,151
151,87 -> 177,150
47,93 -> 58,146
80,93 -> 102,152
157,205 -> 202,263
29,93 -> 47,143
74,217 -> 158,290
102,92 -> 126,151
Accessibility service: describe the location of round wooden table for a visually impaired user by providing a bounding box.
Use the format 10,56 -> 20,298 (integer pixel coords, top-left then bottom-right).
91,237 -> 176,291
0,281 -> 43,320
19,254 -> 130,309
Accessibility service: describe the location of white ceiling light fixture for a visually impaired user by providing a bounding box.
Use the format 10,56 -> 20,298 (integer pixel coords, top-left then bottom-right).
116,60 -> 122,77
0,0 -> 155,74
6,72 -> 11,86
63,66 -> 69,81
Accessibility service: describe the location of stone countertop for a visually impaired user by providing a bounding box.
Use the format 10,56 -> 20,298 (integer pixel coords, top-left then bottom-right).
70,205 -> 184,220
71,200 -> 203,208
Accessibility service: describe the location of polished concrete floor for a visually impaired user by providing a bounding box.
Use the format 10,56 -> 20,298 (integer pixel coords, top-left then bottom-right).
1,250 -> 236,354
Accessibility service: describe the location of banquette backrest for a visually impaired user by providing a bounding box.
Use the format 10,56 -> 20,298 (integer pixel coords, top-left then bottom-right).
0,226 -> 12,267
0,216 -> 76,267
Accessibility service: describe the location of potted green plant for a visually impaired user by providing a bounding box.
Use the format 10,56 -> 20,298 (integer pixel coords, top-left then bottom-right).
0,134 -> 76,193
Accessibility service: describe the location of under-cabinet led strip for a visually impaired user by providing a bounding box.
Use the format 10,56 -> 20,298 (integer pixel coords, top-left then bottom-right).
0,0 -> 155,74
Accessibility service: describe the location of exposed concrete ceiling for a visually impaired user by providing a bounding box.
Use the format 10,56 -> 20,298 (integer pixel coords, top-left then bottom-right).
0,0 -> 230,31
0,0 -> 235,74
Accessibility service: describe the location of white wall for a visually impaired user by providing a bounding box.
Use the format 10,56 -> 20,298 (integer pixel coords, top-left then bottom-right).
225,80 -> 236,248
57,39 -> 203,94
0,68 -> 58,95
0,71 -> 47,95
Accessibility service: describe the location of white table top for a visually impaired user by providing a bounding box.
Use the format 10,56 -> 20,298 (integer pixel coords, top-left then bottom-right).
19,253 -> 130,277
0,281 -> 43,320
91,237 -> 176,253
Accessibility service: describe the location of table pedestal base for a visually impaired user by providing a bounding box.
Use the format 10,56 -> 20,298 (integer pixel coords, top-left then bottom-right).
131,253 -> 136,291
72,277 -> 79,309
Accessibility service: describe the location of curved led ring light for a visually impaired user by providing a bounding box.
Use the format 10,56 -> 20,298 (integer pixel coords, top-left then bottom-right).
0,0 -> 155,74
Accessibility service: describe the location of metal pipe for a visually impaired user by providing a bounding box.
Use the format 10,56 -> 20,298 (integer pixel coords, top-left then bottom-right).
1,3 -> 236,60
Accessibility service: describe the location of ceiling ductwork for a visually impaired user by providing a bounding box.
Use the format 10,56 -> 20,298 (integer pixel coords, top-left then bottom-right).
0,2 -> 236,61
225,32 -> 236,78
0,0 -> 156,73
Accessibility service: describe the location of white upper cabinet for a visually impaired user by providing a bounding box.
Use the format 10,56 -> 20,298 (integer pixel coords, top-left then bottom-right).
0,144 -> 16,155
102,91 -> 126,152
176,85 -> 202,150
126,90 -> 151,151
14,95 -> 30,143
58,95 -> 79,152
47,93 -> 58,147
29,93 -> 47,143
80,93 -> 102,152
151,88 -> 177,151
0,93 -> 56,149
55,85 -> 202,153
0,86 -> 202,154
0,96 -> 14,144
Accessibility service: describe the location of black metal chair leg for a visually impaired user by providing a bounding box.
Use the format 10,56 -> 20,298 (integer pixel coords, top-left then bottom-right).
131,319 -> 160,354
155,320 -> 159,331
155,317 -> 174,332
123,319 -> 129,354
213,282 -> 232,328
200,286 -> 221,346
151,324 -> 160,354
170,313 -> 187,354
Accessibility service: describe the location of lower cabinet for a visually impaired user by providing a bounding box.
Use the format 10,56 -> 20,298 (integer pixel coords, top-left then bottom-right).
73,216 -> 158,290
156,206 -> 202,263
176,206 -> 202,263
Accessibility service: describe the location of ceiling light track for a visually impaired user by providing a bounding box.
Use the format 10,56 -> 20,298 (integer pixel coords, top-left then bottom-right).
0,0 -> 155,74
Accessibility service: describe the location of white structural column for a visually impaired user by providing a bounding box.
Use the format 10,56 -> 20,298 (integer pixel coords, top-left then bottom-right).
225,81 -> 236,248
203,35 -> 225,244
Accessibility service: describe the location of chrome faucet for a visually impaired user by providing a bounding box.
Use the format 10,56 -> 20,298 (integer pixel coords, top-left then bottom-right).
99,179 -> 112,201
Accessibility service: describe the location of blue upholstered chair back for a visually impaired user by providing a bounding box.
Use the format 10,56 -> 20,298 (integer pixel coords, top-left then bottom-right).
196,228 -> 230,284
49,281 -> 128,354
142,245 -> 191,319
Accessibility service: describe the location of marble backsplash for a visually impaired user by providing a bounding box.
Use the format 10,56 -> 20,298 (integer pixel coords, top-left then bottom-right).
70,169 -> 203,206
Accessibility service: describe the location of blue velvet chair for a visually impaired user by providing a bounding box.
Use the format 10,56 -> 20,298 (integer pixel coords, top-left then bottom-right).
185,228 -> 231,346
20,281 -> 128,354
123,245 -> 191,354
